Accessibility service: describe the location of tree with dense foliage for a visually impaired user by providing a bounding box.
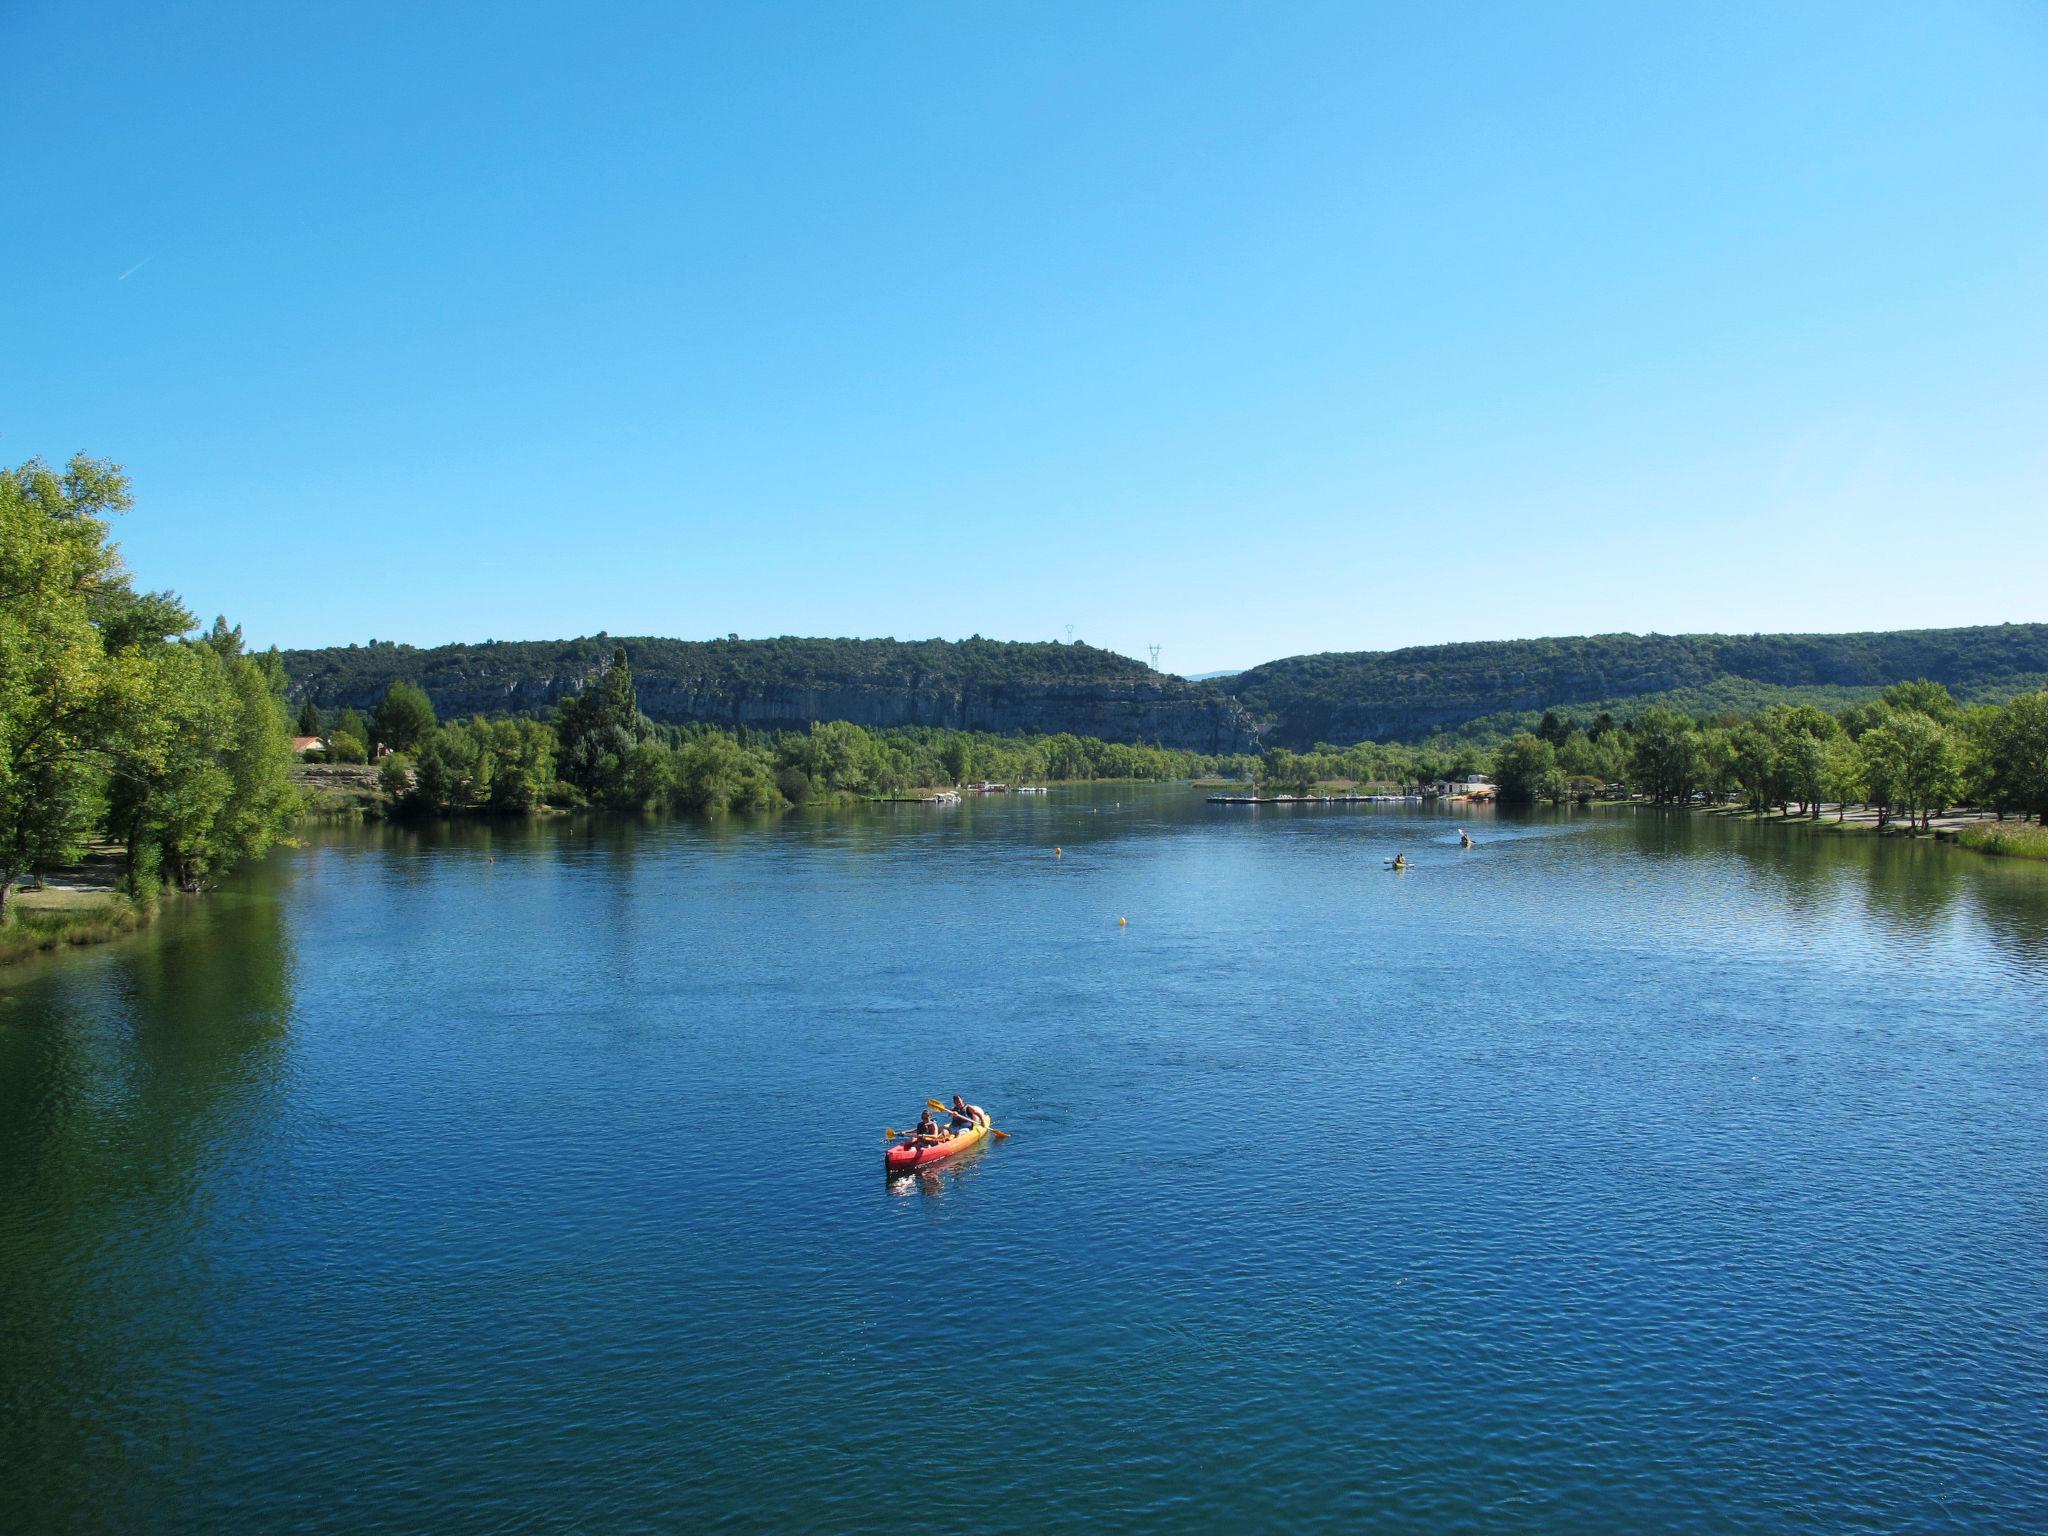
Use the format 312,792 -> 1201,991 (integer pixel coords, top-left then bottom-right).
1820,734 -> 1864,820
554,648 -> 656,807
106,634 -> 298,892
0,458 -> 135,920
325,730 -> 368,764
1879,678 -> 1961,725
1972,691 -> 2048,823
1627,708 -> 1702,805
1491,734 -> 1557,805
373,681 -> 437,754
1857,709 -> 1959,831
0,455 -> 301,919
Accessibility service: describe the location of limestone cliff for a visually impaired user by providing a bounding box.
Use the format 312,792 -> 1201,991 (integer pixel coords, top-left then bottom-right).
281,635 -> 1261,753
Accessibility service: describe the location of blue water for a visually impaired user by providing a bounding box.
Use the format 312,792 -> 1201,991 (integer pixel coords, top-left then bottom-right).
4,789 -> 2046,1533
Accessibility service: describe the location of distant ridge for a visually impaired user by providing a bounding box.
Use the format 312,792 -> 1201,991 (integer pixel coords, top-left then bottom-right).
279,634 -> 1260,753
279,623 -> 2048,754
1224,624 -> 2048,747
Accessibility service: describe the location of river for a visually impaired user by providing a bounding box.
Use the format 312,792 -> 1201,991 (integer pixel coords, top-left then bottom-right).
4,788 -> 2045,1533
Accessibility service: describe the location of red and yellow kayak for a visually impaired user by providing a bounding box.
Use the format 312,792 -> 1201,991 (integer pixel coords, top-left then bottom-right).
885,1111 -> 992,1172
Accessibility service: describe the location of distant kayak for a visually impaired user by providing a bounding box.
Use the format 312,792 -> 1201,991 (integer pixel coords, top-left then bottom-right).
885,1111 -> 992,1172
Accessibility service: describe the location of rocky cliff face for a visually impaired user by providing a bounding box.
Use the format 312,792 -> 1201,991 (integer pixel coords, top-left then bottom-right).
622,677 -> 1259,752
281,639 -> 1261,753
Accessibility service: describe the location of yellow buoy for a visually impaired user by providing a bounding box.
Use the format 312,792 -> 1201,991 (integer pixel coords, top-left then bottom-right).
1118,916 -> 1127,926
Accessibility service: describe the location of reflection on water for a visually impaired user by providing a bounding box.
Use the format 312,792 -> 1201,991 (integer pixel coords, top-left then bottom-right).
3,792 -> 2045,1534
1,877 -> 295,1531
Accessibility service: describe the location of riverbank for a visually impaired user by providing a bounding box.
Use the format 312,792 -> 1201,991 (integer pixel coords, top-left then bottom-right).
0,886 -> 154,966
293,762 -> 395,818
1696,802 -> 2048,862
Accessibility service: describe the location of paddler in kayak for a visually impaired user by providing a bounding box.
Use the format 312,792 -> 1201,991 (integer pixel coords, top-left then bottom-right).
944,1094 -> 982,1134
906,1108 -> 943,1148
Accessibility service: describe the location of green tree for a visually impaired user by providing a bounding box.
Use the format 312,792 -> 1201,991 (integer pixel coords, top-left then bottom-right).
1627,707 -> 1702,805
373,681 -> 437,754
937,733 -> 975,785
1819,733 -> 1863,820
1880,678 -> 1960,725
0,455 -> 173,919
1976,692 -> 2048,823
1491,734 -> 1557,805
1858,709 -> 1958,831
1695,727 -> 1739,803
296,699 -> 324,736
109,635 -> 298,892
555,648 -> 655,805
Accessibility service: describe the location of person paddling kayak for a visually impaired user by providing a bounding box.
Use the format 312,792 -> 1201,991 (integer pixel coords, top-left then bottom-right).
908,1109 -> 942,1147
945,1094 -> 983,1134
1459,829 -> 1473,848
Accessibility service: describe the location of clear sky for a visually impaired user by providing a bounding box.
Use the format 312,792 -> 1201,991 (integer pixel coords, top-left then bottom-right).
4,2 -> 2045,674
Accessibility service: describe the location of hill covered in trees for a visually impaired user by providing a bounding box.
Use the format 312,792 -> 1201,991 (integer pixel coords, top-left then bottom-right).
281,625 -> 2048,754
279,635 -> 1260,753
1225,625 -> 2048,748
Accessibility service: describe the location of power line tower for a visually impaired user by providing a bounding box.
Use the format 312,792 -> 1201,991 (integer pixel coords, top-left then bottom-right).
1064,624 -> 1075,644
1147,644 -> 1161,671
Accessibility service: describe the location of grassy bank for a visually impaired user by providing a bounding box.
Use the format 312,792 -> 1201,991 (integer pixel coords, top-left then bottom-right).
292,762 -> 393,819
1697,801 -> 2048,863
1953,820 -> 2048,861
0,891 -> 155,966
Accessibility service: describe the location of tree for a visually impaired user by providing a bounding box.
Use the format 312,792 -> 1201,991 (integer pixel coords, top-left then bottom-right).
373,681 -> 437,754
555,647 -> 655,806
1820,734 -> 1864,820
296,699 -> 324,736
674,733 -> 780,812
1977,692 -> 2048,823
1695,727 -> 1739,804
1858,709 -> 1958,831
1880,678 -> 1960,725
937,733 -> 975,785
1491,734 -> 1557,804
0,456 -> 153,921
1774,705 -> 1841,817
107,634 -> 298,892
1731,718 -> 1782,812
1627,708 -> 1702,805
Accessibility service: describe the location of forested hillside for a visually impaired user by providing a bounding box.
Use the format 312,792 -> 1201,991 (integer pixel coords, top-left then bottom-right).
279,635 -> 1259,753
1226,626 -> 2048,747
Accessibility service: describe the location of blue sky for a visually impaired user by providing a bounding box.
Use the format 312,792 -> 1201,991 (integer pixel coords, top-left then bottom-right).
4,2 -> 2044,673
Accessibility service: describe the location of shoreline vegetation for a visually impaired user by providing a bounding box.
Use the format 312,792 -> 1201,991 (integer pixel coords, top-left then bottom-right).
9,453 -> 2048,969
0,888 -> 154,966
4,455 -> 297,964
